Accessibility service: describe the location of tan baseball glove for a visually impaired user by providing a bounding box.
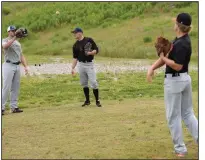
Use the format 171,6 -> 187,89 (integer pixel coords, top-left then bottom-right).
155,36 -> 173,57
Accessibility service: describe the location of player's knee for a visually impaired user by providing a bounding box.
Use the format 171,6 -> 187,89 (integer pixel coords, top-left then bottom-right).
80,81 -> 88,88
182,110 -> 193,121
90,81 -> 98,89
81,84 -> 88,88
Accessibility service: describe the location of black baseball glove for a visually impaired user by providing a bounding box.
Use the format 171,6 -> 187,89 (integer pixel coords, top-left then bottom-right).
84,42 -> 92,56
15,28 -> 28,38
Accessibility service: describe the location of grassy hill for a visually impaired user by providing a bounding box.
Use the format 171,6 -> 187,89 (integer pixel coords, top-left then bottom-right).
2,2 -> 198,60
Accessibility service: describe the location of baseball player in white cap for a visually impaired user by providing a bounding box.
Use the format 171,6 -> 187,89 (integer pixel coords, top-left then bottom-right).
2,25 -> 29,115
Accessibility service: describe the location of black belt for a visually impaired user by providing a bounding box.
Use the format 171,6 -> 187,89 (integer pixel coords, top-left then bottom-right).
6,60 -> 21,65
79,60 -> 92,63
164,72 -> 184,78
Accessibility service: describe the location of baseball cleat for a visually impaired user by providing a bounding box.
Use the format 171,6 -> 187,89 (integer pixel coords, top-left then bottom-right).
10,108 -> 23,113
96,101 -> 102,107
176,153 -> 186,158
82,101 -> 90,107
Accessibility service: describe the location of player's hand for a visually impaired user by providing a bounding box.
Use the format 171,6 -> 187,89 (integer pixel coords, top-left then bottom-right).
24,66 -> 29,75
71,68 -> 75,76
147,67 -> 154,83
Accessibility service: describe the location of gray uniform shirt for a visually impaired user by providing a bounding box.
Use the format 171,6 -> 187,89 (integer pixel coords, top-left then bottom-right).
2,37 -> 22,62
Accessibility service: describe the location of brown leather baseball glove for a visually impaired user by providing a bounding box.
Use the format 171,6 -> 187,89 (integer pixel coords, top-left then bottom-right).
155,36 -> 173,57
15,28 -> 28,38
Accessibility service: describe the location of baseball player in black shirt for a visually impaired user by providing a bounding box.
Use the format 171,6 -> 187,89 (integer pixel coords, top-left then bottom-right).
147,13 -> 198,157
71,28 -> 102,107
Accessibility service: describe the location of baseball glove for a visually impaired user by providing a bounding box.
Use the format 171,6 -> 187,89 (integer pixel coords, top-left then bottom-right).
155,36 -> 172,57
15,28 -> 28,38
84,42 -> 92,56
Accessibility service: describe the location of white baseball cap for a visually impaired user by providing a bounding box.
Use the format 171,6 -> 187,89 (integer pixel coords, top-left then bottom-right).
7,25 -> 16,32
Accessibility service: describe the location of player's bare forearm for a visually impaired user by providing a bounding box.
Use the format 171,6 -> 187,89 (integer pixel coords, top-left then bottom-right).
87,50 -> 97,56
161,56 -> 183,71
21,55 -> 28,67
2,36 -> 16,49
151,58 -> 165,70
72,58 -> 78,69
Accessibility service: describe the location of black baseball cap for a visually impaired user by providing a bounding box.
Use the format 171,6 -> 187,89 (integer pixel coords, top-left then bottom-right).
176,13 -> 192,26
71,27 -> 83,33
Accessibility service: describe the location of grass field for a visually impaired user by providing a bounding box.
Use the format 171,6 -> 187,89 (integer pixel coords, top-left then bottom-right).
2,72 -> 198,159
2,97 -> 198,159
17,72 -> 198,109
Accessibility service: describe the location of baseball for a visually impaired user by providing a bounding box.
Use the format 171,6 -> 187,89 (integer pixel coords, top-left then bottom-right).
56,11 -> 60,15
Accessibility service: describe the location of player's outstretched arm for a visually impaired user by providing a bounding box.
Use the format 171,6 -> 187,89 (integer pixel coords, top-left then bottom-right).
147,58 -> 165,83
151,58 -> 165,70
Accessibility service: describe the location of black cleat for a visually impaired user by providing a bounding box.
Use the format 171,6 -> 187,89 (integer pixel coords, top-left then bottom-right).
2,110 -> 5,115
82,101 -> 90,107
96,101 -> 102,107
10,108 -> 23,113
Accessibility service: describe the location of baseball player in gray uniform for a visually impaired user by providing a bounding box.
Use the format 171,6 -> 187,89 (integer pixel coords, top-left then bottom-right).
71,27 -> 102,107
147,13 -> 198,157
2,25 -> 29,115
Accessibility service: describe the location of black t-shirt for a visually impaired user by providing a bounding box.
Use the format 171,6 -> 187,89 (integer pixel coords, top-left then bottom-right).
73,37 -> 99,62
165,34 -> 192,74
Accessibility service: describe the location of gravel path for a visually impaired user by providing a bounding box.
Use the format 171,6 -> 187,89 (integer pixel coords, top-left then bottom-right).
21,59 -> 198,76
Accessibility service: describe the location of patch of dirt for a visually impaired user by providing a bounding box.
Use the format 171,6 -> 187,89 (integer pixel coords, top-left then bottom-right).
20,60 -> 198,76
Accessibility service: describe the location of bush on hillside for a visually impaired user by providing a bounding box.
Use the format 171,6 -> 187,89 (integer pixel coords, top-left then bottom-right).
2,7 -> 10,15
189,31 -> 198,38
2,2 -> 157,33
2,2 -> 197,35
143,37 -> 152,43
174,2 -> 193,8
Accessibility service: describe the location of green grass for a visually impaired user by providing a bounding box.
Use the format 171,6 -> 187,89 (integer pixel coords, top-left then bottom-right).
2,2 -> 199,60
2,71 -> 198,159
2,2 -> 193,32
10,71 -> 198,109
2,95 -> 198,159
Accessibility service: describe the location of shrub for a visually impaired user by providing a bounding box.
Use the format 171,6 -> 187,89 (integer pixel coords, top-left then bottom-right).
2,2 -> 156,32
143,36 -> 152,43
174,2 -> 193,8
2,7 -> 10,15
189,30 -> 198,38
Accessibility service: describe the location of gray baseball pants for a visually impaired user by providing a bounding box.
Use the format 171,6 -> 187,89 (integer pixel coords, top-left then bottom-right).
2,62 -> 21,110
164,73 -> 198,154
78,62 -> 98,89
